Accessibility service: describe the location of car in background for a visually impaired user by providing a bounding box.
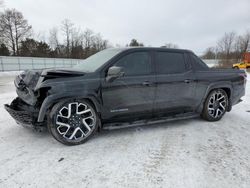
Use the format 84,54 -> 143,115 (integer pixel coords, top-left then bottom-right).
233,52 -> 250,69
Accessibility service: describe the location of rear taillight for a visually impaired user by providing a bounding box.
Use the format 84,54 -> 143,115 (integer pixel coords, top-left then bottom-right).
239,72 -> 247,84
239,72 -> 247,79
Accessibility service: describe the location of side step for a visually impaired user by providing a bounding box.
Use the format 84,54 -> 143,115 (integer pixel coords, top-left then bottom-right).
102,112 -> 199,130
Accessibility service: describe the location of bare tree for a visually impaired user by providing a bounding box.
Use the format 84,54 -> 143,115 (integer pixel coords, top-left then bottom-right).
237,30 -> 250,53
82,28 -> 94,49
217,32 -> 236,59
92,33 -> 108,51
245,31 -> 250,52
81,28 -> 94,57
0,9 -> 32,55
49,27 -> 59,50
162,43 -> 178,49
70,27 -> 84,58
202,47 -> 216,59
61,19 -> 74,57
71,27 -> 83,47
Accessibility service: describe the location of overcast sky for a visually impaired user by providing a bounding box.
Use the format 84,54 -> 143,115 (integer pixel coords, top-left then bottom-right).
4,0 -> 250,55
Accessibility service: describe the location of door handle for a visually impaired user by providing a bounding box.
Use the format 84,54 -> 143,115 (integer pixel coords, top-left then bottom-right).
142,81 -> 152,86
184,79 -> 192,83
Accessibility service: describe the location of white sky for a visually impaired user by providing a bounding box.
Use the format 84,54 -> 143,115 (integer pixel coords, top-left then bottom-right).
3,0 -> 250,55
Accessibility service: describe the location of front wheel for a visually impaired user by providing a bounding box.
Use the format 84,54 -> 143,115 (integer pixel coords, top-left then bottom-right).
48,99 -> 99,145
201,89 -> 228,121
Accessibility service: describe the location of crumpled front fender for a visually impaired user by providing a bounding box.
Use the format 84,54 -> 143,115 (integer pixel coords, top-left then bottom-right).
37,91 -> 101,122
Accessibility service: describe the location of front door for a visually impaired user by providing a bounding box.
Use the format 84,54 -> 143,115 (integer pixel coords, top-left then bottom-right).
101,51 -> 156,122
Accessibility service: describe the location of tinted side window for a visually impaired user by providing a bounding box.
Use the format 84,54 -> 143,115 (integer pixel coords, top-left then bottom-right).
155,52 -> 186,74
115,52 -> 151,76
190,54 -> 209,70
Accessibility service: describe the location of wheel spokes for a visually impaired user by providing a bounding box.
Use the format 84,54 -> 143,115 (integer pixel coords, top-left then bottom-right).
55,102 -> 96,141
69,127 -> 86,140
82,119 -> 91,131
59,106 -> 70,118
68,103 -> 78,116
207,91 -> 227,118
57,123 -> 70,136
214,109 -> 219,118
219,102 -> 225,110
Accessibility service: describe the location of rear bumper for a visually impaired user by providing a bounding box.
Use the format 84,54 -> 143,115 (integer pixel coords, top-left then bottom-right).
4,98 -> 45,131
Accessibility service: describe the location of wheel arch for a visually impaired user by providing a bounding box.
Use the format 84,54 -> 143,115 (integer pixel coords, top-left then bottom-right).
197,82 -> 232,113
37,93 -> 101,123
220,87 -> 231,99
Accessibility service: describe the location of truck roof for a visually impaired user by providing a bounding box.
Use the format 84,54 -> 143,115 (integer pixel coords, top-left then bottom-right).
115,47 -> 193,54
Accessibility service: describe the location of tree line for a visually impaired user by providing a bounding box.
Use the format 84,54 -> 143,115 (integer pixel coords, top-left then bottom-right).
0,8 -> 162,59
0,8 -> 111,59
202,31 -> 250,60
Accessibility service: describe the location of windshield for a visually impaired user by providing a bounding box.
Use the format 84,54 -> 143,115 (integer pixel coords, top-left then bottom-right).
73,48 -> 123,72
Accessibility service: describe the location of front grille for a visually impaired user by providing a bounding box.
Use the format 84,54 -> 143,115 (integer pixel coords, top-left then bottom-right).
4,104 -> 34,124
5,98 -> 45,131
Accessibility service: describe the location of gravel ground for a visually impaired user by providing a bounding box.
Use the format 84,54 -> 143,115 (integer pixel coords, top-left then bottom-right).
0,74 -> 249,188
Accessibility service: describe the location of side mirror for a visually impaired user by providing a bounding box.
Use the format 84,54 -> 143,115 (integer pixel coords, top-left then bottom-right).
106,66 -> 124,82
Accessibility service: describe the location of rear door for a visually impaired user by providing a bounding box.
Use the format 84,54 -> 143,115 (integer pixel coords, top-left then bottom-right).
153,50 -> 196,117
101,50 -> 156,122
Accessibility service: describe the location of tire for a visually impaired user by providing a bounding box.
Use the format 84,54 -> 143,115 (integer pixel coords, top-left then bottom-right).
201,89 -> 228,121
48,99 -> 99,145
233,66 -> 239,69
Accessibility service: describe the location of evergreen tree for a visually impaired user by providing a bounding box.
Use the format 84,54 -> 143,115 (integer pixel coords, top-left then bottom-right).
0,43 -> 10,56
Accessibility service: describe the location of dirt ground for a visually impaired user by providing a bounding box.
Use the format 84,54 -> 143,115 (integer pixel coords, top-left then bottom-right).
0,74 -> 249,188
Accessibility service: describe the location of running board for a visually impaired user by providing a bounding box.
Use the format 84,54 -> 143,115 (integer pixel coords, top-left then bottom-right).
102,112 -> 199,130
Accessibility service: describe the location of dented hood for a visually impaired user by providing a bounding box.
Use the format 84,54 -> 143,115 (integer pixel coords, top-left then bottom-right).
41,69 -> 85,78
14,68 -> 86,105
15,69 -> 85,90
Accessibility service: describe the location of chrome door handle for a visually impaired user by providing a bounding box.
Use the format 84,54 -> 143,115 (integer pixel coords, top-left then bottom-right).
184,79 -> 191,83
142,81 -> 152,86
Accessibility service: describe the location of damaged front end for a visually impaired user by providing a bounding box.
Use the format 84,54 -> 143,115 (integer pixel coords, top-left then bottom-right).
4,70 -> 46,131
4,98 -> 44,131
4,69 -> 85,131
15,70 -> 42,105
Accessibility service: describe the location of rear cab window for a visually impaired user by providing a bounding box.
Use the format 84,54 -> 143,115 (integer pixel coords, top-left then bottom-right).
155,51 -> 187,74
189,54 -> 209,70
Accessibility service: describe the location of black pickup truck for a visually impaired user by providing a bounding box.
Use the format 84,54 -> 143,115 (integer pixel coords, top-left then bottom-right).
5,47 -> 247,145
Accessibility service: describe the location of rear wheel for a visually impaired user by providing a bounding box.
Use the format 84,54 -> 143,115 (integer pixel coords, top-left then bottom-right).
233,66 -> 239,69
201,89 -> 228,121
48,99 -> 99,145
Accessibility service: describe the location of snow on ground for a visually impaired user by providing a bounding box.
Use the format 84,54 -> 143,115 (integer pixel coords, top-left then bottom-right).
0,71 -> 22,77
0,74 -> 250,188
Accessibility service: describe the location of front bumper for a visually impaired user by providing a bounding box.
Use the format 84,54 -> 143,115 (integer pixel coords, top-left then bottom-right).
4,98 -> 45,131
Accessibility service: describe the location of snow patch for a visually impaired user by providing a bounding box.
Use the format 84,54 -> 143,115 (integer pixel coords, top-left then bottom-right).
0,71 -> 22,77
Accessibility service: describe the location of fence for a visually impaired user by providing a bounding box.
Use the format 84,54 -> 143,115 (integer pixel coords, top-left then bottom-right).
202,59 -> 219,67
0,56 -> 82,72
0,56 -> 227,72
203,59 -> 240,68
